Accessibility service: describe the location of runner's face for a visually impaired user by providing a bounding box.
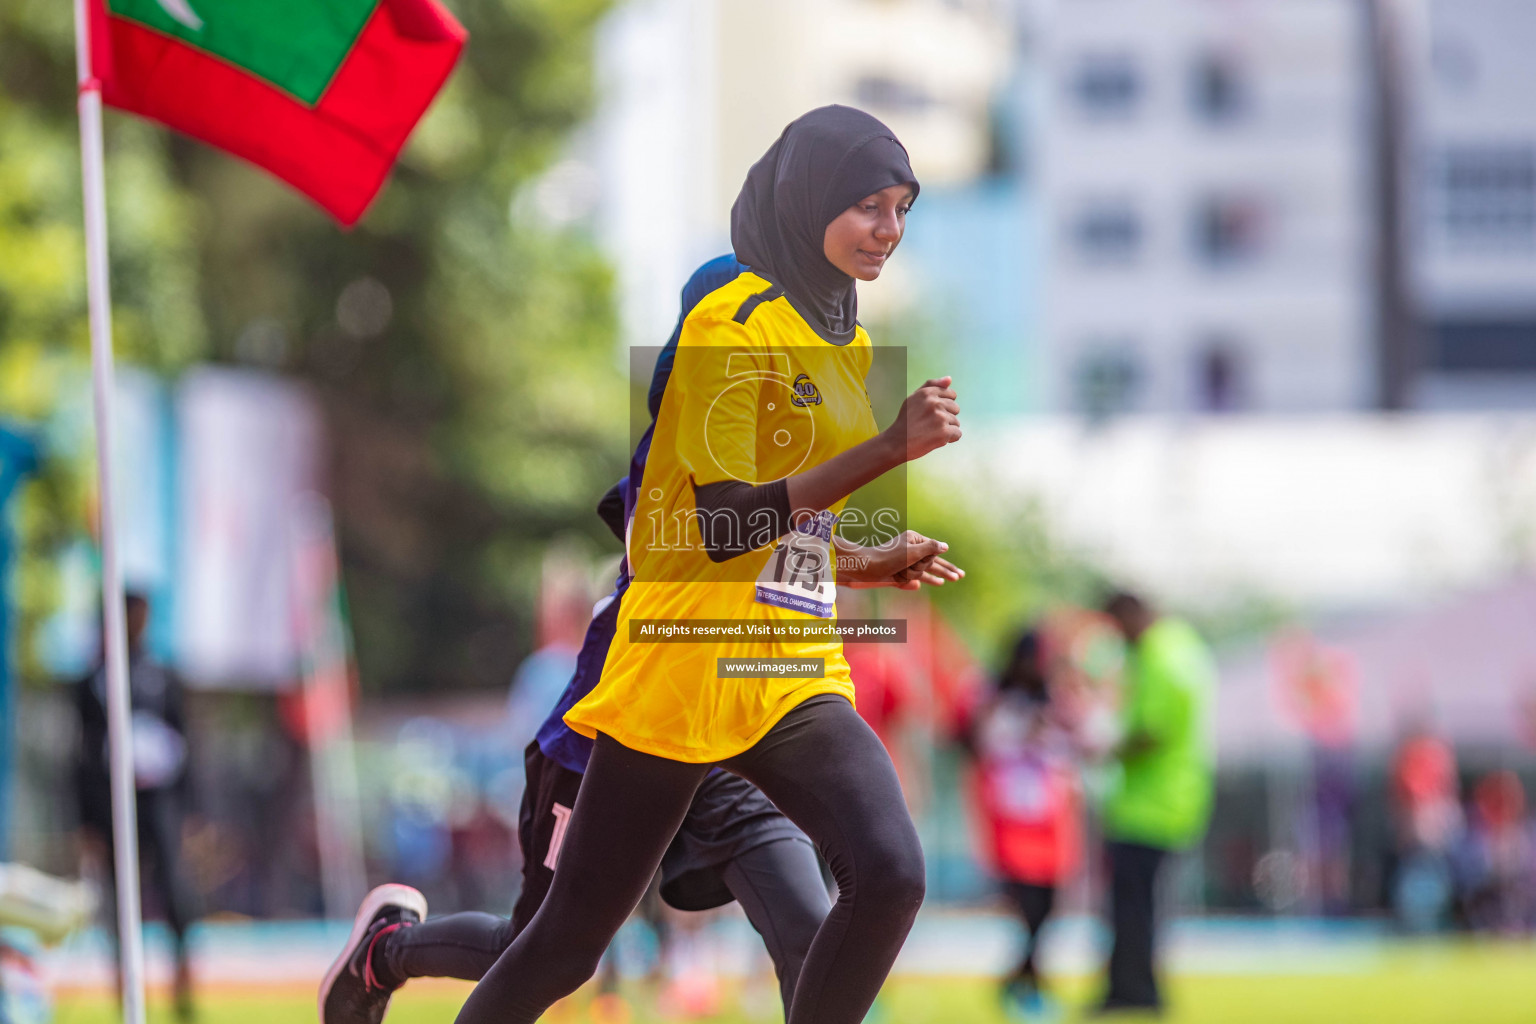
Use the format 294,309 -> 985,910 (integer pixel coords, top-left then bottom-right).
822,184 -> 913,281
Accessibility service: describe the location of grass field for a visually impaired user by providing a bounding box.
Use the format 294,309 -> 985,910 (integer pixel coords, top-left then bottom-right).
49,942 -> 1536,1024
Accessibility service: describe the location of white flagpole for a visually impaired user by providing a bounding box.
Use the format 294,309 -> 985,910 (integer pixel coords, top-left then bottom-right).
72,4 -> 148,1023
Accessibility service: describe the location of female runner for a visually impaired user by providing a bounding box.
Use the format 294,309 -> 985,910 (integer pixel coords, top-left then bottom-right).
454,104 -> 964,1024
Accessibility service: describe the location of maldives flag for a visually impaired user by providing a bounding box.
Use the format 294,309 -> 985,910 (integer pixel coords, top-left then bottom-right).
89,0 -> 467,226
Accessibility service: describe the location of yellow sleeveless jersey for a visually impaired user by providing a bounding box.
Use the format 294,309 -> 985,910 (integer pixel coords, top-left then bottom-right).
564,272 -> 879,762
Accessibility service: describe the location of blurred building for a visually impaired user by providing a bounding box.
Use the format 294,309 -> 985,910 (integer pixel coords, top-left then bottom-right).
592,0 -> 1013,348
1035,0 -> 1376,416
1408,0 -> 1536,409
585,0 -> 1536,417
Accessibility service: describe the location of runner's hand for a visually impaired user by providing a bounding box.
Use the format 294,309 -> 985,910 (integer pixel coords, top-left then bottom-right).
892,552 -> 964,590
891,529 -> 964,588
886,377 -> 961,463
844,530 -> 964,589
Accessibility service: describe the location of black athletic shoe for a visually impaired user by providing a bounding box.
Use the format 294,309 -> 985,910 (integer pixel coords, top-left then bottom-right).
318,884 -> 427,1024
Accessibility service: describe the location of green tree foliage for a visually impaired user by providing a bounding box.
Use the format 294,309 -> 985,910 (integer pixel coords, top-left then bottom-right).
905,463 -> 1109,672
0,0 -> 623,691
0,0 -> 208,683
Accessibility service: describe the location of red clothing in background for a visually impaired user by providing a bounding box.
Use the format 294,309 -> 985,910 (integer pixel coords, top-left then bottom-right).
973,695 -> 1082,886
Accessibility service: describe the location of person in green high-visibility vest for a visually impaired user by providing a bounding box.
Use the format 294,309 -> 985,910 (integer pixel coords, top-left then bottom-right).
1095,590 -> 1216,1015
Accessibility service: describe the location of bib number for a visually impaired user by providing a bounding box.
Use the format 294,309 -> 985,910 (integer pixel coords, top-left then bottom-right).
755,510 -> 837,618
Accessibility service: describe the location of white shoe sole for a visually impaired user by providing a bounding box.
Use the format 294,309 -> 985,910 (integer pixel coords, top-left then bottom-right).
317,884 -> 429,1024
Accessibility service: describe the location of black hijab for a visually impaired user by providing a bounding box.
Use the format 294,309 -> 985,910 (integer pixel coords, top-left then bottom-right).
731,105 -> 919,342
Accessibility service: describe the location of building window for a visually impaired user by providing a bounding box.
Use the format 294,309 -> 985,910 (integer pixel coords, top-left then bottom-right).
1430,317 -> 1536,372
1195,336 -> 1247,412
855,76 -> 933,113
1193,193 -> 1268,266
1069,53 -> 1143,118
1071,201 -> 1143,264
1074,346 -> 1144,420
1436,146 -> 1536,247
1190,50 -> 1249,124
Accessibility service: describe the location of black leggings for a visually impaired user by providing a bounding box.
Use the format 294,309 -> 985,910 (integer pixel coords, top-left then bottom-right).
1104,841 -> 1166,1010
381,834 -> 828,1010
1001,881 -> 1055,986
95,788 -> 195,967
454,695 -> 925,1024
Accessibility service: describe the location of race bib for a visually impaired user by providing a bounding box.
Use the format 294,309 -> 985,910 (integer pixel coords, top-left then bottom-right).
755,510 -> 837,618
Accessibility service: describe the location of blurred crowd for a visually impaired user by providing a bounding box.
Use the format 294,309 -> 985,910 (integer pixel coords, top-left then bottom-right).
31,574 -> 1536,1019
1390,731 -> 1536,935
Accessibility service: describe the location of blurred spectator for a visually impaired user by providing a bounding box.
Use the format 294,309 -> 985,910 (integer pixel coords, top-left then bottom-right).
505,556 -> 592,753
1311,751 -> 1358,915
1271,631 -> 1360,915
1096,590 -> 1217,1015
1454,771 -> 1534,934
504,645 -> 579,754
846,589 -> 983,812
1388,727 -> 1462,932
449,795 -> 519,920
845,639 -> 912,747
967,627 -> 1082,1021
840,588 -> 914,753
73,592 -> 197,1020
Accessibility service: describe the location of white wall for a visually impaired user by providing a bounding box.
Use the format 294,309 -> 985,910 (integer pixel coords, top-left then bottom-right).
1036,0 -> 1375,414
932,412 -> 1536,607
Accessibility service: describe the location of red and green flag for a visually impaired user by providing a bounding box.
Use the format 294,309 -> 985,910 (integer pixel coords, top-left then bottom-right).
89,0 -> 467,226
